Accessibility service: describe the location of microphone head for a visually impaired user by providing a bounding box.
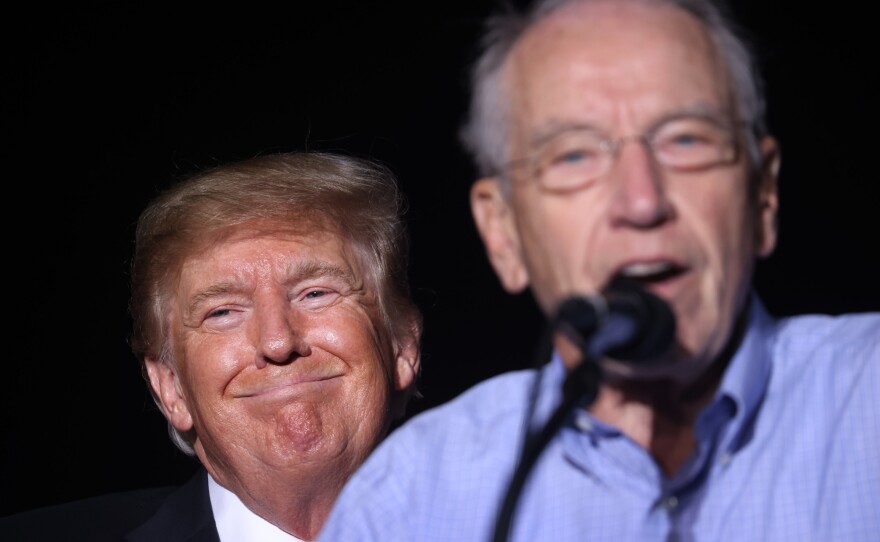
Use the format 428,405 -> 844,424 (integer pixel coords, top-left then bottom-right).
555,277 -> 676,364
602,278 -> 676,362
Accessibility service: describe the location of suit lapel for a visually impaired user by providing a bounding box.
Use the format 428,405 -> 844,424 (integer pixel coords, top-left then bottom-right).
126,468 -> 220,542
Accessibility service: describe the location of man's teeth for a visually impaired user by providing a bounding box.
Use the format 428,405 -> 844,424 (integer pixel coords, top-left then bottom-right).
620,262 -> 673,278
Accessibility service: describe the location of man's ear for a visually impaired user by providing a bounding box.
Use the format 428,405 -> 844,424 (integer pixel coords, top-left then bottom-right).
755,136 -> 780,258
470,177 -> 530,293
145,356 -> 194,432
390,320 -> 422,419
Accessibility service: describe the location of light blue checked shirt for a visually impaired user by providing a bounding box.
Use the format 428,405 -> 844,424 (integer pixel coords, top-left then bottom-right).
319,295 -> 880,542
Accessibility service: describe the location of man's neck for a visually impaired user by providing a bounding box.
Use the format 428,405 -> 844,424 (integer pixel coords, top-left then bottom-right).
588,366 -> 723,476
203,461 -> 346,541
584,305 -> 749,476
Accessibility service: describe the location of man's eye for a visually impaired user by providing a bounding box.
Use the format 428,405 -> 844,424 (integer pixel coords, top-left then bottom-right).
551,147 -> 598,166
560,149 -> 591,162
669,133 -> 707,146
207,308 -> 233,319
299,288 -> 341,309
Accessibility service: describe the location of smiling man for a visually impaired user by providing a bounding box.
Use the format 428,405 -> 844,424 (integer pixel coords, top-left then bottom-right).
318,0 -> 879,541
1,152 -> 421,541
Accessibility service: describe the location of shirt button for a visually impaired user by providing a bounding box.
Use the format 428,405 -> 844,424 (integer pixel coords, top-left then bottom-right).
574,411 -> 593,432
719,452 -> 732,467
663,496 -> 679,510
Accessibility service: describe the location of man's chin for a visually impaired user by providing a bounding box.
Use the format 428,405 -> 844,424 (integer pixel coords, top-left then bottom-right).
598,348 -> 729,404
599,354 -> 706,385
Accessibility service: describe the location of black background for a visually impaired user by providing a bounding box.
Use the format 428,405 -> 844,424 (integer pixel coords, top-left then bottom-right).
3,0 -> 877,517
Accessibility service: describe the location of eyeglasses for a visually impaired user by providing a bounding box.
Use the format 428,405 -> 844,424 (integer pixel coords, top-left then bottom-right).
504,115 -> 744,193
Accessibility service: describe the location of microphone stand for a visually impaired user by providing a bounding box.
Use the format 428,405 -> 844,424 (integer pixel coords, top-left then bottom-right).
490,352 -> 602,542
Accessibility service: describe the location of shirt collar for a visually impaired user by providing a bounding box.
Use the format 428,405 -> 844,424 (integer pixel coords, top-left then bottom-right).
207,474 -> 307,542
710,292 -> 775,454
544,290 -> 775,445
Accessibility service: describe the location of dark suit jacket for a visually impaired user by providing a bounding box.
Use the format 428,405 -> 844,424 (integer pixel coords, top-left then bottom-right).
0,469 -> 220,542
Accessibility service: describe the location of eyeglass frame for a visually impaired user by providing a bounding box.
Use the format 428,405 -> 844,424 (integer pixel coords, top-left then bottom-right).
499,113 -> 750,193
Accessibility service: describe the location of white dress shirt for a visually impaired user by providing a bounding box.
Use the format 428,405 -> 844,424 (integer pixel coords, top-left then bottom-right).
208,474 -> 307,542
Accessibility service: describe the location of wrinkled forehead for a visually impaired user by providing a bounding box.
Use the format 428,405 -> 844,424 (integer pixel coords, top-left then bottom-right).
505,1 -> 733,134
193,215 -> 338,251
166,217 -> 369,294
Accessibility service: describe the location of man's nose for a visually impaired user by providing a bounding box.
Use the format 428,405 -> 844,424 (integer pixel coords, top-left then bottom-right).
606,138 -> 675,228
253,302 -> 311,369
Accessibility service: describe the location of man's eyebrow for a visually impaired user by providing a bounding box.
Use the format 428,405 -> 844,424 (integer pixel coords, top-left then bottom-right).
645,104 -> 732,130
184,261 -> 356,316
186,282 -> 241,317
529,121 -> 602,147
291,260 -> 353,283
528,103 -> 732,147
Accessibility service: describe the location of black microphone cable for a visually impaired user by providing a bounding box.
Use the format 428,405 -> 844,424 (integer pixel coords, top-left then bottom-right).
490,314 -> 602,542
490,278 -> 675,542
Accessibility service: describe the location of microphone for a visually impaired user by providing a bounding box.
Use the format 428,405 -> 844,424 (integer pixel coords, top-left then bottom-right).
553,277 -> 676,363
491,279 -> 676,542
491,279 -> 675,542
